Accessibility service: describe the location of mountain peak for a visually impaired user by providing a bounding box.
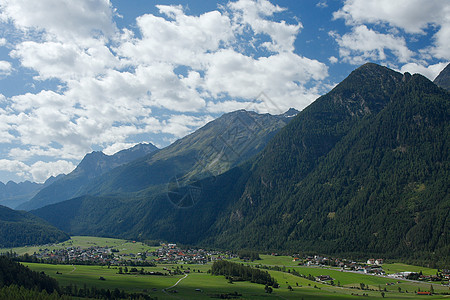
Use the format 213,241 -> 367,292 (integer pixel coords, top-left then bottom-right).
280,108 -> 299,118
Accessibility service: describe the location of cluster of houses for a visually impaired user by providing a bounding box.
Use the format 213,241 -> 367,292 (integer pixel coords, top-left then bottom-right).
25,242 -> 237,266
297,255 -> 385,275
35,246 -> 114,264
151,243 -> 237,264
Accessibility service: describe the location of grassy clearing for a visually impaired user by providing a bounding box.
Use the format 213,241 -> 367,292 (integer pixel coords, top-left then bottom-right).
383,263 -> 438,276
0,236 -> 158,256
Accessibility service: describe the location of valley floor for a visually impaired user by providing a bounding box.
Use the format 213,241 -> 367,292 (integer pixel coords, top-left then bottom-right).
4,236 -> 448,299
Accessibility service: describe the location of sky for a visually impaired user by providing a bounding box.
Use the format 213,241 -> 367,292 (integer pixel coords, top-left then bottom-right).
0,0 -> 448,184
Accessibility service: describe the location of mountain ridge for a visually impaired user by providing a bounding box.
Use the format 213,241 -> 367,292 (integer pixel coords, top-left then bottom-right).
0,204 -> 69,247
18,143 -> 159,211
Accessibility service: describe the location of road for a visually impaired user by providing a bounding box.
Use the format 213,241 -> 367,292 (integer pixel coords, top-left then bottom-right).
162,273 -> 189,298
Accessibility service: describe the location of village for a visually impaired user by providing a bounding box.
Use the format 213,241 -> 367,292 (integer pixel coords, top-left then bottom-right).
296,255 -> 449,284
12,242 -> 449,285
21,242 -> 236,266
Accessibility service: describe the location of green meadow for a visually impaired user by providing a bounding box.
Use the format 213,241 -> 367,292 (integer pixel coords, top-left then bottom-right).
1,236 -> 158,256
8,237 -> 449,299
23,261 -> 450,299
383,263 -> 439,276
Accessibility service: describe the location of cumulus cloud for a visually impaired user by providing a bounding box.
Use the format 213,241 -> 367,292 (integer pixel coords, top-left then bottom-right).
11,41 -> 120,81
0,0 -> 331,183
329,56 -> 338,64
29,160 -> 75,183
334,0 -> 447,34
330,25 -> 414,64
162,114 -> 215,138
0,60 -> 12,76
0,0 -> 117,42
0,159 -> 74,182
400,62 -> 449,81
333,0 -> 450,60
103,142 -> 139,156
228,0 -> 301,52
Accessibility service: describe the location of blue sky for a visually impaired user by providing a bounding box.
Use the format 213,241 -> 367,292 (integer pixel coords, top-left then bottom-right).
0,0 -> 448,183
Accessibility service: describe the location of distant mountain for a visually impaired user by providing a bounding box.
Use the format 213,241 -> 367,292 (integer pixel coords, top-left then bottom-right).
0,205 -> 69,247
0,181 -> 41,209
78,109 -> 298,197
18,143 -> 158,211
434,63 -> 450,91
0,175 -> 64,209
33,63 -> 449,265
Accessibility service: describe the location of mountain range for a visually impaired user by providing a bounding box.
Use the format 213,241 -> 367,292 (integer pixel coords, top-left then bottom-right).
19,109 -> 297,211
0,175 -> 66,209
30,62 -> 449,264
17,143 -> 159,211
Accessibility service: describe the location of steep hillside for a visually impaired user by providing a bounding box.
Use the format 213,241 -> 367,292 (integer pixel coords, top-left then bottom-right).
206,73 -> 449,261
18,143 -> 158,210
0,205 -> 69,247
434,63 -> 450,91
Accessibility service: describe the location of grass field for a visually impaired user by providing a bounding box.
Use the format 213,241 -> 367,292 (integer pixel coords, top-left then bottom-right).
0,236 -> 158,256
22,261 -> 450,300
383,263 -> 439,276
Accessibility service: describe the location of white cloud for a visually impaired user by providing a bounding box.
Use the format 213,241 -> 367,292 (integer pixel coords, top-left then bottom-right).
334,0 -> 446,34
0,158 -> 75,183
103,142 -> 138,156
0,60 -> 12,76
0,0 -> 117,42
228,0 -> 301,52
330,25 -> 414,64
11,41 -> 119,81
203,49 -> 327,111
0,159 -> 29,176
29,160 -> 75,183
118,5 -> 234,68
329,56 -> 338,64
400,62 -> 449,81
316,1 -> 328,8
0,0 -> 332,183
334,0 -> 450,60
162,114 -> 215,138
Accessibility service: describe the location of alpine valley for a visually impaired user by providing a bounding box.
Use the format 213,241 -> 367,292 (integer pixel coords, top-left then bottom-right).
2,63 -> 449,266
15,62 -> 445,267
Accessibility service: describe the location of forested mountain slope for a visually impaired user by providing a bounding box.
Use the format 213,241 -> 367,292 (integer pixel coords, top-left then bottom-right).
0,205 -> 69,247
